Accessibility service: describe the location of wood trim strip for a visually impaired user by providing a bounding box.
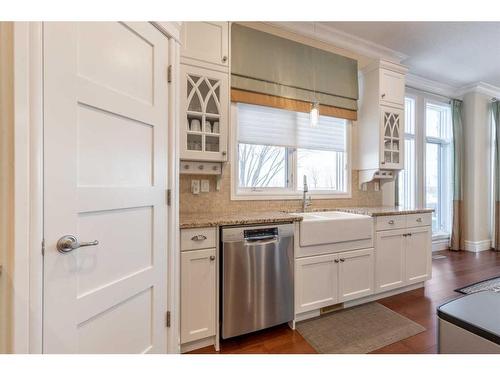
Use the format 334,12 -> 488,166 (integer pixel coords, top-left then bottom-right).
231,89 -> 357,121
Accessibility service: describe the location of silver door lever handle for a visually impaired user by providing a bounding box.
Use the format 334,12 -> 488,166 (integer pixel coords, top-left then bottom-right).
57,235 -> 99,253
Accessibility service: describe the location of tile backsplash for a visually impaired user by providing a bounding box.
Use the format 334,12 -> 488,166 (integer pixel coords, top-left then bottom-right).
179,164 -> 383,215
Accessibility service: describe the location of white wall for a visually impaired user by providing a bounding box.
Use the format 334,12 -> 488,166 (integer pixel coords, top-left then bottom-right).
462,91 -> 493,251
0,21 -> 14,354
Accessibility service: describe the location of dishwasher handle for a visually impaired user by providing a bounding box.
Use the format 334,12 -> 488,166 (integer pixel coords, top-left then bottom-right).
244,235 -> 279,245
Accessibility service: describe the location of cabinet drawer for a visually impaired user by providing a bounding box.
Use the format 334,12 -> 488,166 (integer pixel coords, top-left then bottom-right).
406,213 -> 432,228
375,215 -> 406,231
181,227 -> 217,251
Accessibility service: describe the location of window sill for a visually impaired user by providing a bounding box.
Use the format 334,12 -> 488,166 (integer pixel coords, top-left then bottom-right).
231,190 -> 353,201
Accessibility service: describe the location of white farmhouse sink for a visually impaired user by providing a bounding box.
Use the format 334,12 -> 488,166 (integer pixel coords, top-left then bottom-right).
294,211 -> 373,247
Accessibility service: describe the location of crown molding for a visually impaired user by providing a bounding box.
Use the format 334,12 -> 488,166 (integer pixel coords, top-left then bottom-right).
457,81 -> 500,99
405,73 -> 460,99
266,22 -> 407,63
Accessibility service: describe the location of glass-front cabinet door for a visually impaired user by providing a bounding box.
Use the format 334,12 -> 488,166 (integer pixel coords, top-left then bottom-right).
380,106 -> 404,169
180,64 -> 228,161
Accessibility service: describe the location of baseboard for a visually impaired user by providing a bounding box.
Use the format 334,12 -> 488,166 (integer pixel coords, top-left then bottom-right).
463,239 -> 492,252
294,281 -> 425,323
181,336 -> 216,353
432,238 -> 450,252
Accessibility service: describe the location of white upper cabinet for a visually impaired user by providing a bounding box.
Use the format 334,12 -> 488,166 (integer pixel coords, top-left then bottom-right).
379,68 -> 405,108
380,106 -> 404,169
357,60 -> 408,172
180,62 -> 228,162
181,22 -> 229,71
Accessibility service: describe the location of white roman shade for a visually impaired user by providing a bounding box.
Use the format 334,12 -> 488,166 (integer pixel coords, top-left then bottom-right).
237,103 -> 347,152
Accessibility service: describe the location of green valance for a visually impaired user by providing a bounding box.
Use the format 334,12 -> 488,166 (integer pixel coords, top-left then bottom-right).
231,24 -> 359,111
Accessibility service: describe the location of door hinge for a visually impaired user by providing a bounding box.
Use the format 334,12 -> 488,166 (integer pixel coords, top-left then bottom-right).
166,311 -> 171,327
166,189 -> 172,206
41,238 -> 45,256
167,65 -> 172,83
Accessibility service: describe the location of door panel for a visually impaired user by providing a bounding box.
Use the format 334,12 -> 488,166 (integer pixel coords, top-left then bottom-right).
338,248 -> 374,302
295,254 -> 338,314
375,229 -> 406,292
380,69 -> 405,107
406,226 -> 432,283
43,22 -> 169,353
181,248 -> 216,343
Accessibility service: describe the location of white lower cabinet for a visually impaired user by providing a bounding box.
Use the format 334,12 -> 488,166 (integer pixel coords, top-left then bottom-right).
375,215 -> 432,293
375,229 -> 406,292
338,248 -> 374,302
180,247 -> 216,344
405,226 -> 432,283
295,248 -> 375,314
295,254 -> 338,314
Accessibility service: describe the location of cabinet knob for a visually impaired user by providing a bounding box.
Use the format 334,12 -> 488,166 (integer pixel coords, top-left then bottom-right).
388,220 -> 395,225
334,259 -> 339,263
381,93 -> 386,98
222,151 -> 227,156
209,255 -> 216,261
416,218 -> 422,222
340,258 -> 345,262
222,56 -> 228,63
198,165 -> 204,170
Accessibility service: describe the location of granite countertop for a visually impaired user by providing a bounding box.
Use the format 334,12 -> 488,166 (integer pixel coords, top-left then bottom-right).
179,211 -> 303,229
332,206 -> 434,217
180,206 -> 434,229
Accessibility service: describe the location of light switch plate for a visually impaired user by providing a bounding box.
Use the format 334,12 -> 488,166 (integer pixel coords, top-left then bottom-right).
201,179 -> 210,193
191,179 -> 200,195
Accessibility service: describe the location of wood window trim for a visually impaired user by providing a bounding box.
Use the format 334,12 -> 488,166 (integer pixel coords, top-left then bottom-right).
230,88 -> 357,121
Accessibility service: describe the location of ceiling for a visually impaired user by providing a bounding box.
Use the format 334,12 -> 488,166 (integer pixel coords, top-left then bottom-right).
322,22 -> 500,88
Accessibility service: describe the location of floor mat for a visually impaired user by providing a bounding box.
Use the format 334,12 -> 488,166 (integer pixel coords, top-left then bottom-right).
295,302 -> 425,354
455,276 -> 500,294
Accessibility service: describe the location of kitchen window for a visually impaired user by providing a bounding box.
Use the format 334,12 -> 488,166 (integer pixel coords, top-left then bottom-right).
232,103 -> 351,199
397,91 -> 452,237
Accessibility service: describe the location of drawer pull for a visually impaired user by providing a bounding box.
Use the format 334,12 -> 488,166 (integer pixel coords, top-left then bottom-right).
388,220 -> 395,225
416,218 -> 423,222
340,258 -> 345,262
334,259 -> 339,263
191,235 -> 207,241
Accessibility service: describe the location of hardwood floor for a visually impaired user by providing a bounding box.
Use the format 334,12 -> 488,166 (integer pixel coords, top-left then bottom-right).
190,250 -> 500,354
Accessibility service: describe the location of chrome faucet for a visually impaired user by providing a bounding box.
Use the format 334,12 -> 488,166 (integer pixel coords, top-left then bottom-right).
302,175 -> 312,212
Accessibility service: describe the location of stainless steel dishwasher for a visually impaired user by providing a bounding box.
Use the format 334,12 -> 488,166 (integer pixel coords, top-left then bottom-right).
221,223 -> 294,339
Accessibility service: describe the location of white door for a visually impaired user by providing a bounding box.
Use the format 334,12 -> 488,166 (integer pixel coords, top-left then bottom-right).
295,254 -> 338,314
375,229 -> 406,292
405,226 -> 432,283
338,248 -> 374,302
43,22 -> 169,353
180,248 -> 216,344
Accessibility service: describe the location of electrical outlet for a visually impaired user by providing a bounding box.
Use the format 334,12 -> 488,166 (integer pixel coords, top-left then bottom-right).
191,179 -> 200,195
201,179 -> 210,193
